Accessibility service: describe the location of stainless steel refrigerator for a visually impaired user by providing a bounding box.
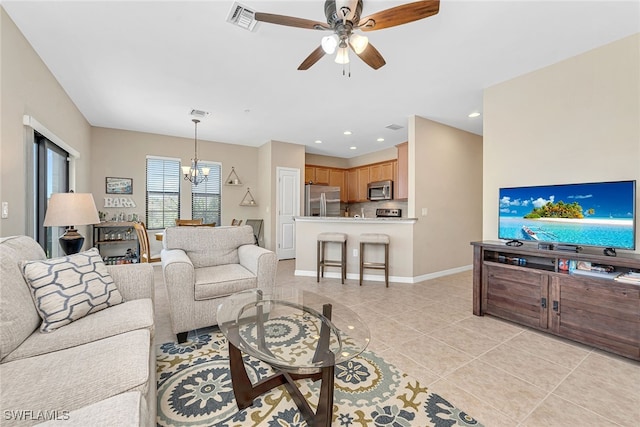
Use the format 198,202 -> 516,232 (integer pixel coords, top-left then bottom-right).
304,185 -> 341,217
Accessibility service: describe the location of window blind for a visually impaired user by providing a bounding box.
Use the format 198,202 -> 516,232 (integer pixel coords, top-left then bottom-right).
192,162 -> 221,226
146,157 -> 180,229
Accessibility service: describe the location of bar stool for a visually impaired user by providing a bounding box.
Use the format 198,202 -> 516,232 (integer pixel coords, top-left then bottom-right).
359,233 -> 390,287
317,232 -> 347,284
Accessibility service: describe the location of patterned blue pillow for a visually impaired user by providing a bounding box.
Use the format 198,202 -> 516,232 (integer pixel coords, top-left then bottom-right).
21,248 -> 124,332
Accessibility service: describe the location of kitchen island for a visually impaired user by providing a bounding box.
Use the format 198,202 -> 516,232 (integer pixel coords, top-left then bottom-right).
294,216 -> 417,283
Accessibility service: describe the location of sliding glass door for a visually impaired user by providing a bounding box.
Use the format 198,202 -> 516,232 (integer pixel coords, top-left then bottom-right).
34,131 -> 69,257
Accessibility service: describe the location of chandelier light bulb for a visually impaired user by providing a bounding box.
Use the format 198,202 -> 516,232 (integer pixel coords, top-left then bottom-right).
321,35 -> 338,54
349,33 -> 369,54
335,47 -> 350,64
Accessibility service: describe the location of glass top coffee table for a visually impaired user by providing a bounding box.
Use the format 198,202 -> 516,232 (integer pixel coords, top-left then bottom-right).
217,288 -> 370,426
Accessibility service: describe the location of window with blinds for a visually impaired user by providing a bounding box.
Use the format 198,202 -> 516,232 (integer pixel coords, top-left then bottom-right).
146,157 -> 180,229
192,161 -> 221,226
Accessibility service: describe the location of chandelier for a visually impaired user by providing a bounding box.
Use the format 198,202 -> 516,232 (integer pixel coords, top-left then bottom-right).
182,118 -> 209,185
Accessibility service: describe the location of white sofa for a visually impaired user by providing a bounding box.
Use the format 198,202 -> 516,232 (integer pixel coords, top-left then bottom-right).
0,236 -> 156,426
161,225 -> 277,343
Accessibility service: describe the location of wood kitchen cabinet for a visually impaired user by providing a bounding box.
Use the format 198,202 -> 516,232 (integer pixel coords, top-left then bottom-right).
305,165 -> 330,185
329,169 -> 347,202
304,166 -> 314,184
369,161 -> 394,182
395,142 -> 408,200
472,241 -> 640,361
347,169 -> 358,202
357,167 -> 370,201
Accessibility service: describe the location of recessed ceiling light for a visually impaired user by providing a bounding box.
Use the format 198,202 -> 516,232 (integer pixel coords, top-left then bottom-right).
349,146 -> 357,150
314,140 -> 322,144
468,112 -> 481,118
344,130 -> 352,135
377,138 -> 384,142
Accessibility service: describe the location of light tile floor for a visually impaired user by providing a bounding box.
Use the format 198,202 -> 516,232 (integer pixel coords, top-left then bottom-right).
153,260 -> 640,427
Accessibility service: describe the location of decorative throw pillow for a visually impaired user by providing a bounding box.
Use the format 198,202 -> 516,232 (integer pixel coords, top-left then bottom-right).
21,248 -> 124,332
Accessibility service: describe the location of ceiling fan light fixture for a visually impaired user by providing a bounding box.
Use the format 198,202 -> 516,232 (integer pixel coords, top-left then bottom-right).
349,33 -> 368,54
321,35 -> 338,54
335,47 -> 350,64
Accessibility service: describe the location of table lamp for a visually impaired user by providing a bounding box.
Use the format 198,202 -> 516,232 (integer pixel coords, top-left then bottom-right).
43,192 -> 100,255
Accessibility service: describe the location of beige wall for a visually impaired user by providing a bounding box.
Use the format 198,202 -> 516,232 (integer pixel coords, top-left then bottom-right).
305,153 -> 349,169
347,147 -> 397,168
483,34 -> 640,253
0,8 -> 92,239
305,147 -> 398,169
91,126 -> 259,225
260,140 -> 305,252
410,116 -> 483,276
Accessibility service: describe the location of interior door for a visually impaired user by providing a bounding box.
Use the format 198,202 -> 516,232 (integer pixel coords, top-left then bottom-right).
277,167 -> 300,260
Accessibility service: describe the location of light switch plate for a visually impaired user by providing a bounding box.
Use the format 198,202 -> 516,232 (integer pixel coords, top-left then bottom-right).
1,202 -> 8,219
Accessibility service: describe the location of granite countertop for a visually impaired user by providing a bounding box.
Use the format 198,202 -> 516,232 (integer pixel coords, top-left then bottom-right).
294,216 -> 417,223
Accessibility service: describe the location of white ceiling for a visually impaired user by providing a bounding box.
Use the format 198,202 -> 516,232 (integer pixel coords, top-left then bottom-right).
4,1 -> 639,158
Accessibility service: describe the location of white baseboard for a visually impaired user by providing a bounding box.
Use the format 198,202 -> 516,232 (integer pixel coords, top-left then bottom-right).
294,264 -> 472,284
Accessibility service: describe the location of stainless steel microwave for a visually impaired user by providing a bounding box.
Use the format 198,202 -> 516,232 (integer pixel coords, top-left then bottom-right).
367,180 -> 393,200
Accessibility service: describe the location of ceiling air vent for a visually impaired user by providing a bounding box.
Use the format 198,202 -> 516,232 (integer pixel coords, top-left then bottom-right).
385,123 -> 404,131
190,109 -> 210,119
227,2 -> 258,32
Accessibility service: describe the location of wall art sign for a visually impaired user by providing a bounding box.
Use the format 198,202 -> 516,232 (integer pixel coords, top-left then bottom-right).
105,177 -> 133,194
104,197 -> 137,208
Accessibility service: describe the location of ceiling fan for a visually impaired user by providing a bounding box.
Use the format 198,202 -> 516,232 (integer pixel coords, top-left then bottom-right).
254,0 -> 440,71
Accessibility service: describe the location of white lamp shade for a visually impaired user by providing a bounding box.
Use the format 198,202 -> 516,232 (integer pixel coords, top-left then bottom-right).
181,166 -> 191,175
201,167 -> 211,176
321,35 -> 338,54
335,47 -> 350,64
43,193 -> 100,227
349,33 -> 368,54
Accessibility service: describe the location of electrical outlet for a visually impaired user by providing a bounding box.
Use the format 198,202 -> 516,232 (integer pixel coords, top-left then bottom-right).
353,248 -> 358,257
1,202 -> 8,219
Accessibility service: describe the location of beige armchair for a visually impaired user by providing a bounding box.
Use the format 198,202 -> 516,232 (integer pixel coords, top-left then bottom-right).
161,225 -> 277,343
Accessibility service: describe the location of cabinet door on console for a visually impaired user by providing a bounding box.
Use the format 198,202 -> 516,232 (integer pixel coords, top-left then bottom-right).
482,264 -> 549,329
550,276 -> 640,360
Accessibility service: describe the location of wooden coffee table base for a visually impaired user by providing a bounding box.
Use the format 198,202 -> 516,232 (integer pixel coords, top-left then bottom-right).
227,302 -> 336,427
228,340 -> 335,426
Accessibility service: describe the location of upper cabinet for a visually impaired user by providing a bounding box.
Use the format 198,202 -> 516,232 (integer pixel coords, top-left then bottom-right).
395,142 -> 408,200
328,169 -> 347,202
306,156 -> 401,203
357,167 -> 370,202
369,161 -> 394,182
347,169 -> 358,202
305,166 -> 330,185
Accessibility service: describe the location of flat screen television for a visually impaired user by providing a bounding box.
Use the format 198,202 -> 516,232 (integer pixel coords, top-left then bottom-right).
499,180 -> 636,250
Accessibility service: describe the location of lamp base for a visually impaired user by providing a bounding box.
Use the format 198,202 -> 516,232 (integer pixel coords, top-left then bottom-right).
59,227 -> 85,255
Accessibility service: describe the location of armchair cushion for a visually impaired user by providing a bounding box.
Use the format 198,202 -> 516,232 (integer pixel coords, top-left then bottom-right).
194,264 -> 256,300
163,226 -> 255,268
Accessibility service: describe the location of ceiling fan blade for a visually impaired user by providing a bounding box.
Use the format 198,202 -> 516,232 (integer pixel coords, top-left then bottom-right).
357,0 -> 440,32
298,46 -> 326,70
254,12 -> 330,30
350,41 -> 386,70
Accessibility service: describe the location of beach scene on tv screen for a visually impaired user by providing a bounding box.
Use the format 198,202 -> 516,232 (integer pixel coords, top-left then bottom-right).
499,181 -> 635,249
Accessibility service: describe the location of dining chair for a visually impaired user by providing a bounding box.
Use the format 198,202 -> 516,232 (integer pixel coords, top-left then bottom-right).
231,219 -> 243,226
245,219 -> 263,246
133,222 -> 161,263
175,218 -> 204,226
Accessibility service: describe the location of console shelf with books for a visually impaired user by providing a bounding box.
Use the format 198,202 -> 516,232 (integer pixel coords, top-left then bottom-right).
471,241 -> 640,361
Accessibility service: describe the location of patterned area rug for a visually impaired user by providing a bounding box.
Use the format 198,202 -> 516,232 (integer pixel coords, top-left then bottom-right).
157,327 -> 484,427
